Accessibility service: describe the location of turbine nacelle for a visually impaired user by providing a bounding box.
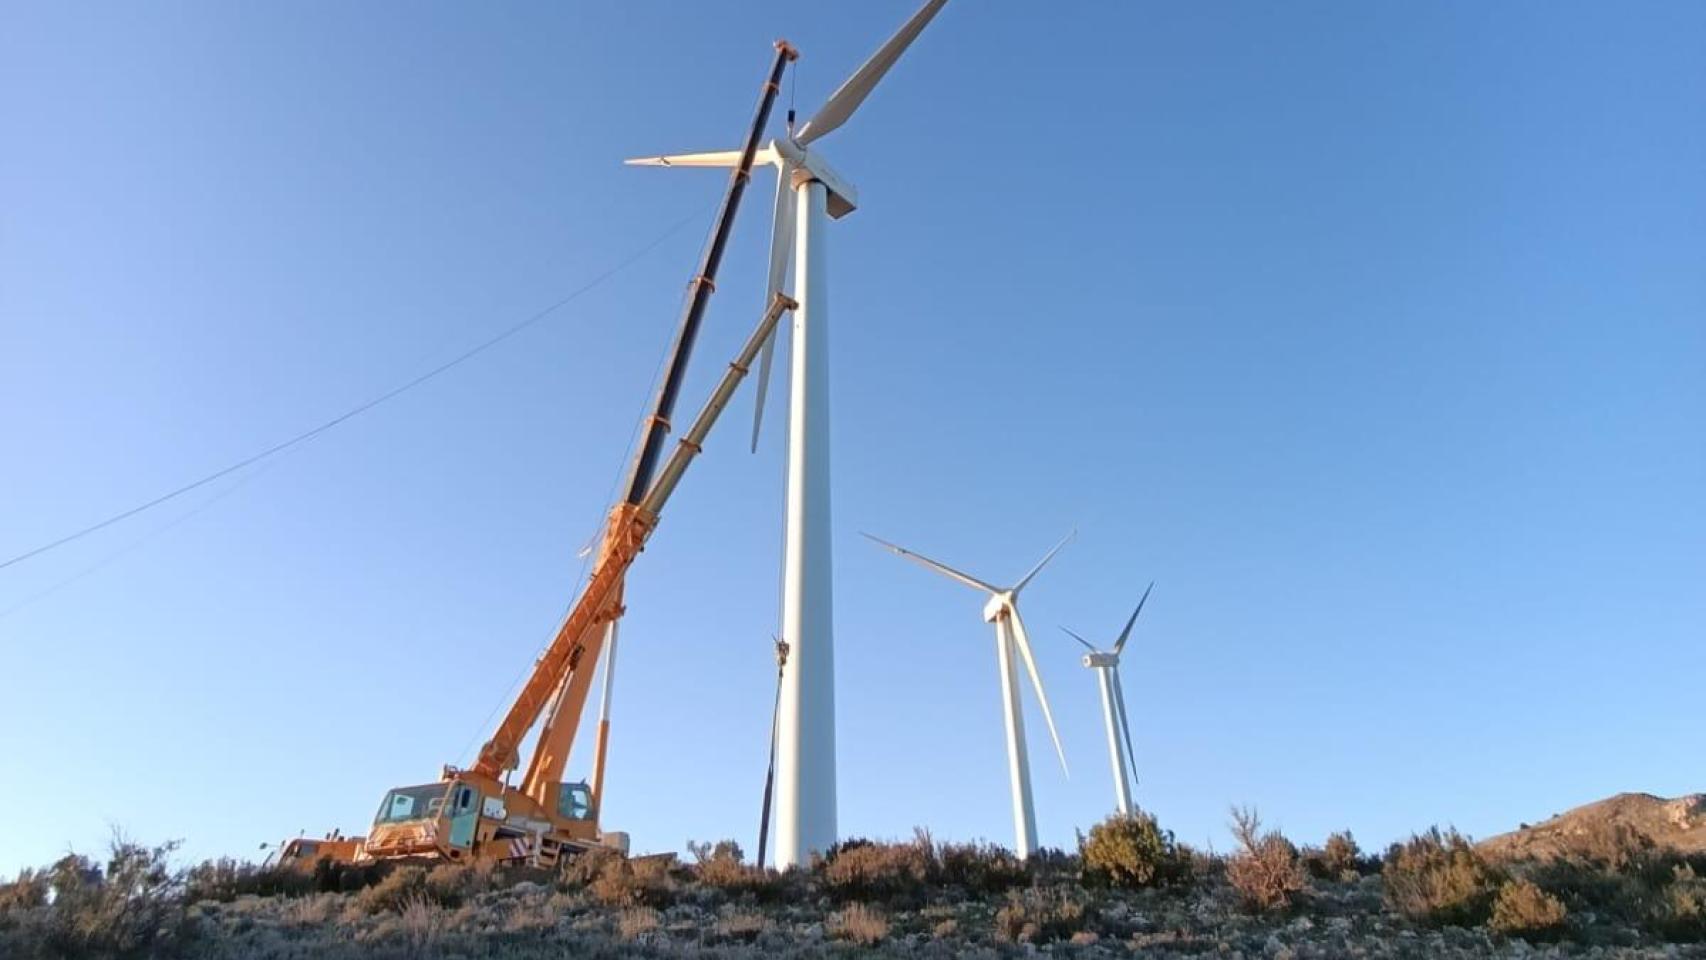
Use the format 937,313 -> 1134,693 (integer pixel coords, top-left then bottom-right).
982,591 -> 1015,624
1082,651 -> 1118,669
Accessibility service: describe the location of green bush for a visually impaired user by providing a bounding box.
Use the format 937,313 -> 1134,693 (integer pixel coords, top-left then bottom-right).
1079,811 -> 1185,890
1383,828 -> 1501,927
1490,879 -> 1567,939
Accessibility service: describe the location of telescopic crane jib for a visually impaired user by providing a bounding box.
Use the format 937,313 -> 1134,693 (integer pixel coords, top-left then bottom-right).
274,40 -> 800,872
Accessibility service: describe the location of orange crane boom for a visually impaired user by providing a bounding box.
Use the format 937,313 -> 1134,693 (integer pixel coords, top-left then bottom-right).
287,41 -> 801,870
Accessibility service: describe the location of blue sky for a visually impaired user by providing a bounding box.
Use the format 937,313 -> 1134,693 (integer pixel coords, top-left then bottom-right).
2,1 -> 1702,873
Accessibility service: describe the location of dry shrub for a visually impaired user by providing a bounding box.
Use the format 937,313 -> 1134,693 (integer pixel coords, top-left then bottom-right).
933,839 -> 1027,895
0,869 -> 49,912
830,901 -> 890,944
185,857 -> 315,902
931,917 -> 960,939
994,887 -> 1090,944
1383,827 -> 1501,927
283,892 -> 340,926
311,857 -> 387,894
1490,879 -> 1567,939
1654,863 -> 1706,941
561,847 -> 620,888
1303,831 -> 1368,882
1176,842 -> 1225,883
1574,820 -> 1655,871
396,893 -> 443,956
687,839 -> 781,900
2,837 -> 188,959
712,907 -> 770,942
617,906 -> 660,941
818,838 -> 930,904
357,866 -> 428,914
1079,810 -> 1186,889
589,855 -> 674,908
423,861 -> 493,906
1225,806 -> 1307,913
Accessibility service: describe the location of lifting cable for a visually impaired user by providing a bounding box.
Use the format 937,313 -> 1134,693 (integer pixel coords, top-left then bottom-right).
0,207 -> 707,576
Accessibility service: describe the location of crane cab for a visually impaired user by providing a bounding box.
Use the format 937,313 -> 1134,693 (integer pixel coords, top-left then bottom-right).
361,774 -> 612,866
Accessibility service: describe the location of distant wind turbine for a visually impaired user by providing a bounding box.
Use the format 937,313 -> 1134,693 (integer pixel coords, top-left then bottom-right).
1060,582 -> 1153,817
864,531 -> 1072,859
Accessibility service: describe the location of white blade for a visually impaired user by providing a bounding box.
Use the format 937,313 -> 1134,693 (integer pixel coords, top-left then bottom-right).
1112,581 -> 1154,657
862,532 -> 998,594
1006,601 -> 1068,776
794,0 -> 950,145
1112,664 -> 1138,787
1012,529 -> 1075,595
624,147 -> 774,168
1059,625 -> 1097,654
750,165 -> 796,452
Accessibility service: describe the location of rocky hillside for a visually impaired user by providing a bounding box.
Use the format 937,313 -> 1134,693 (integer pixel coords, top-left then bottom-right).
1482,793 -> 1706,862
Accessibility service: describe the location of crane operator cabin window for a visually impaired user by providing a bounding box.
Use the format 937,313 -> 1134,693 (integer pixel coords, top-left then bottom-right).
375,784 -> 449,824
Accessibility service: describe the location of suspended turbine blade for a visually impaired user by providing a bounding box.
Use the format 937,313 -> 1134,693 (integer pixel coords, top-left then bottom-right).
794,0 -> 950,145
1112,664 -> 1139,788
625,147 -> 774,168
1112,581 -> 1155,657
1007,602 -> 1069,777
750,165 -> 796,452
1012,529 -> 1075,595
862,533 -> 999,594
1059,625 -> 1098,654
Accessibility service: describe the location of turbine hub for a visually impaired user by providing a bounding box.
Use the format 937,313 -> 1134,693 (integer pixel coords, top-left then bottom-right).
773,138 -> 859,218
982,591 -> 1013,624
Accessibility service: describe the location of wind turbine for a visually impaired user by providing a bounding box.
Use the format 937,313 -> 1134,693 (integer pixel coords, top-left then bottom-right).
1060,582 -> 1153,817
628,0 -> 951,871
864,531 -> 1072,859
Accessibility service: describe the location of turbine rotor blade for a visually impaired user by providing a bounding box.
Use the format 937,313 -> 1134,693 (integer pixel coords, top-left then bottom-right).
625,147 -> 772,168
1112,664 -> 1139,788
1008,602 -> 1069,777
1112,581 -> 1155,657
1059,625 -> 1097,654
1013,528 -> 1075,595
750,166 -> 796,452
862,533 -> 998,594
794,0 -> 950,145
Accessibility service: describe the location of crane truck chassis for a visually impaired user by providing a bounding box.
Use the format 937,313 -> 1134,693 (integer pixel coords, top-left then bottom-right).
273,40 -> 800,872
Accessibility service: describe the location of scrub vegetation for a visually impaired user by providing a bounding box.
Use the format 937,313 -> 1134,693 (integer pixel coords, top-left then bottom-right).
5,799 -> 1706,958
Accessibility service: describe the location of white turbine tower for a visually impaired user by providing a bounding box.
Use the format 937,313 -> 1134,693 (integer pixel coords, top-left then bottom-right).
864,532 -> 1072,859
1060,582 -> 1153,817
628,0 -> 951,870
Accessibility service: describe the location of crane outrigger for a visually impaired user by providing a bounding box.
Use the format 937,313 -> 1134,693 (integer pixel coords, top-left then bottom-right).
278,39 -> 799,870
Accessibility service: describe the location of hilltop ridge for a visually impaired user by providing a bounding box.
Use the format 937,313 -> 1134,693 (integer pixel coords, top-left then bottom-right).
1481,792 -> 1706,861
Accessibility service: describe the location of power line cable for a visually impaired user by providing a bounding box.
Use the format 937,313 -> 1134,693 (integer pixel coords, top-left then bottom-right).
0,462 -> 273,622
0,208 -> 704,575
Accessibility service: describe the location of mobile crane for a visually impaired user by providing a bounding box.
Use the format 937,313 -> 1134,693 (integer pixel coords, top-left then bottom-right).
284,41 -> 799,870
